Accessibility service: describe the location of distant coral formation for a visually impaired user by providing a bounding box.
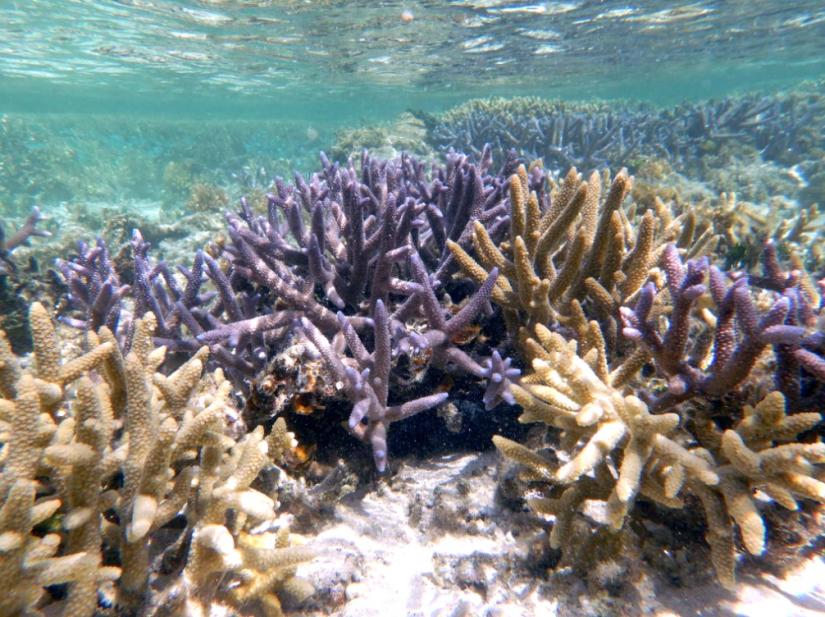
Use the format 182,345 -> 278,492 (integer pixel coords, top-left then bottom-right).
330,112 -> 433,162
421,88 -> 825,181
0,114 -> 318,210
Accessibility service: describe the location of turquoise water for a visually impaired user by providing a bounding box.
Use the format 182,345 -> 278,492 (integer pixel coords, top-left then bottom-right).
3,1 -> 825,119
2,1 -> 825,209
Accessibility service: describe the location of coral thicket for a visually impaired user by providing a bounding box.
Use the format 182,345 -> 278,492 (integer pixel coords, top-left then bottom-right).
472,163 -> 824,587
6,132 -> 823,610
0,303 -> 314,616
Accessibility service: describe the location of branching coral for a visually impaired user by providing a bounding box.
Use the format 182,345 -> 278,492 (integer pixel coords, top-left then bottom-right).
291,245 -> 517,471
299,299 -> 449,472
0,303 -> 316,616
448,164 -> 716,357
660,190 -> 823,272
58,150 -> 521,471
173,422 -> 315,617
423,91 -> 825,177
494,323 -> 823,588
621,243 -> 823,410
0,207 -> 50,275
47,143 -> 825,595
488,231 -> 824,587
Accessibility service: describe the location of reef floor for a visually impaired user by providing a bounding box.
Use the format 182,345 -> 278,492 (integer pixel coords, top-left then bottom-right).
288,451 -> 825,617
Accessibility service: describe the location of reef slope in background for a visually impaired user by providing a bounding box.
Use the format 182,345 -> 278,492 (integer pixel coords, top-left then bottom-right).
3,81 -> 825,214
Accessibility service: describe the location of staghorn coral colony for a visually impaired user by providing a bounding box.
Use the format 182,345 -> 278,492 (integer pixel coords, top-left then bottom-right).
1,115 -> 824,614
420,88 -> 825,186
1,303 -> 313,616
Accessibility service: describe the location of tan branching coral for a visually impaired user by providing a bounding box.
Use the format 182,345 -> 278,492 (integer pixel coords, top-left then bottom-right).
494,326 -> 718,527
695,192 -> 768,248
663,189 -> 822,271
0,303 -> 315,616
494,325 -> 824,588
173,421 -> 314,617
698,392 -> 824,564
448,164 -> 717,353
1,305 -> 122,616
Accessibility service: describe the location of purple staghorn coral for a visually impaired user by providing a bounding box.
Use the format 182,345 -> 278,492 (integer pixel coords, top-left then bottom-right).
56,237 -> 127,335
425,92 -> 825,176
0,207 -> 50,274
621,243 -> 822,411
300,300 -> 449,472
57,150 -> 522,469
405,251 -> 519,410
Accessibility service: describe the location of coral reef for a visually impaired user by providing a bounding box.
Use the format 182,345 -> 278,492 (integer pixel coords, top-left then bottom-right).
57,149 -> 521,471
36,140 -> 825,606
420,154 -> 824,588
421,88 -> 825,184
479,196 -> 824,586
0,303 -> 316,616
330,112 -> 434,162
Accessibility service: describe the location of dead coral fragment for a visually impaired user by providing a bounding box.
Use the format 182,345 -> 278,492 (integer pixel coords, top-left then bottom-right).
0,207 -> 51,275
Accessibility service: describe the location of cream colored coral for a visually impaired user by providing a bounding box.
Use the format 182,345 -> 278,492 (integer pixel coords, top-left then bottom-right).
500,326 -> 718,524
0,303 -> 317,616
449,164 -> 717,365
493,321 -> 824,588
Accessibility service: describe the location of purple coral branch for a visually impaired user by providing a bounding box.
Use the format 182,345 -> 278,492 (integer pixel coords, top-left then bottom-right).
300,303 -> 448,472
622,243 -> 821,411
2,207 -> 51,252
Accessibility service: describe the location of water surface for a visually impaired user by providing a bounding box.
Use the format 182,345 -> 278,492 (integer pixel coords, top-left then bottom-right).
2,1 -> 825,121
